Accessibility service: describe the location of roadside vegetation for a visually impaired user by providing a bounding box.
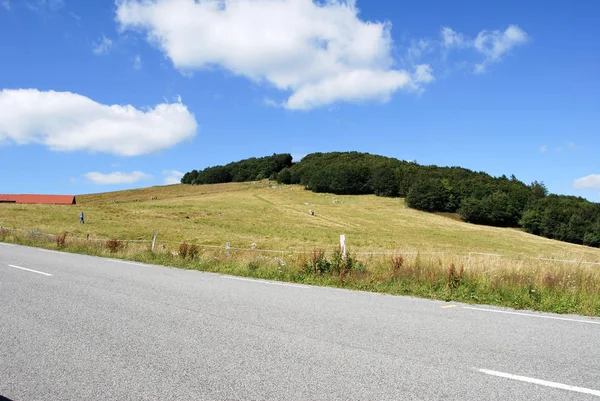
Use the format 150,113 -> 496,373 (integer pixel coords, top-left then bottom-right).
1,181 -> 599,317
1,227 -> 598,317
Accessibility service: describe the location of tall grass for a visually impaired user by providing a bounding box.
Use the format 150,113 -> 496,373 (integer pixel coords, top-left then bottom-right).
2,229 -> 599,317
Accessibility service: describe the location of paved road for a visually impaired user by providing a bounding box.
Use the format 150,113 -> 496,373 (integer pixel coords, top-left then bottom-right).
1,243 -> 599,401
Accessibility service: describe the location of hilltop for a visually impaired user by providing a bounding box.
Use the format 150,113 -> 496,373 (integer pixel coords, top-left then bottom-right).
181,152 -> 600,249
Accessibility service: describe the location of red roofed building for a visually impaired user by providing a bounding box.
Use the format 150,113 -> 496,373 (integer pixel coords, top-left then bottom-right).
0,195 -> 76,205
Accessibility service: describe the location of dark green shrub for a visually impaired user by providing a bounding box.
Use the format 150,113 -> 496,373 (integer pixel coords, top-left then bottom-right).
406,179 -> 449,212
276,168 -> 292,184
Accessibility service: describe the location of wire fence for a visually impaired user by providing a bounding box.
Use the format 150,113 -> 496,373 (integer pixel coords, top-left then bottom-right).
2,225 -> 600,267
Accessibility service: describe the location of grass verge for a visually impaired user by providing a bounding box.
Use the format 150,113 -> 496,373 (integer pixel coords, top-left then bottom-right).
2,228 -> 599,317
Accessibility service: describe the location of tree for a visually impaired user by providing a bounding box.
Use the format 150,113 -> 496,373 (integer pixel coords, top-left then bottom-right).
370,166 -> 398,197
276,168 -> 292,184
406,179 -> 449,212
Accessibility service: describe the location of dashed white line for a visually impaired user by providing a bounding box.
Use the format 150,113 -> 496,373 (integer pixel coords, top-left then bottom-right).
479,369 -> 600,397
464,306 -> 600,325
222,275 -> 307,289
7,264 -> 53,277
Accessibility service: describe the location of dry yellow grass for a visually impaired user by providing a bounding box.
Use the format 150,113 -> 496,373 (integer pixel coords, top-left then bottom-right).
1,181 -> 600,264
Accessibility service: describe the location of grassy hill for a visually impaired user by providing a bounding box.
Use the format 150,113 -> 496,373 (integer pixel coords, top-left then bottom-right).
1,181 -> 599,262
3,181 -> 600,316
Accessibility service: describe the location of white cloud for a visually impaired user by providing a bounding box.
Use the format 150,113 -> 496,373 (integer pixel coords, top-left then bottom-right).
86,171 -> 153,185
473,25 -> 528,73
1,0 -> 10,10
162,170 -> 184,185
263,98 -> 280,108
413,64 -> 434,84
93,35 -> 113,55
573,175 -> 600,190
441,27 -> 465,48
116,0 -> 433,110
436,25 -> 528,74
133,54 -> 142,69
27,0 -> 64,12
69,11 -> 82,26
540,145 -> 547,153
0,89 -> 198,156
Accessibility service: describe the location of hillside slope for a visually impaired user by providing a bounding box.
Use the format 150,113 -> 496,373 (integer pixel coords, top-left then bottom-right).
1,181 -> 599,263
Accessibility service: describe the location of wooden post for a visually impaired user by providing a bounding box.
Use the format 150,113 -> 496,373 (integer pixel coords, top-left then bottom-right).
340,234 -> 347,260
226,242 -> 231,257
152,232 -> 158,252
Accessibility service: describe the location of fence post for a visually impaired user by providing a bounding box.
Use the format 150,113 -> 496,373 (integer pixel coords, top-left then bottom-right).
340,234 -> 347,260
226,242 -> 231,257
152,232 -> 158,251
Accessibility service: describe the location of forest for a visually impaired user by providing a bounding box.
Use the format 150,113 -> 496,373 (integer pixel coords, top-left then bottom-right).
181,152 -> 600,248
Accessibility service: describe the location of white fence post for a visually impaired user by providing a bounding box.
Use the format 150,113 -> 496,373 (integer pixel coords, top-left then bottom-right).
152,232 -> 158,251
226,242 -> 231,257
340,234 -> 347,260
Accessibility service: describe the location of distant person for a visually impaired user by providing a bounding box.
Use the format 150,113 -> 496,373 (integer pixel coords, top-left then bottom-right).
79,212 -> 84,224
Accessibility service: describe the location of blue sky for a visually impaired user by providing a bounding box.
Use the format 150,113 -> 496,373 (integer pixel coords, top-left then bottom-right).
0,0 -> 598,201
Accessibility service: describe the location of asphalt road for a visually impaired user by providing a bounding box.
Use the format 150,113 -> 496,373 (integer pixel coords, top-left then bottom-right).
1,243 -> 599,401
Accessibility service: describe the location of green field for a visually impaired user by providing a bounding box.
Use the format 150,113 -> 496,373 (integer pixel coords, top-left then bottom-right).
1,181 -> 599,261
2,181 -> 599,316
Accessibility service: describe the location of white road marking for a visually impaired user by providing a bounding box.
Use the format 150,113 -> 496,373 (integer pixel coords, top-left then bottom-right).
37,248 -> 68,255
464,306 -> 600,325
0,242 -> 15,247
109,259 -> 148,267
222,275 -> 307,289
7,264 -> 53,277
479,369 -> 600,397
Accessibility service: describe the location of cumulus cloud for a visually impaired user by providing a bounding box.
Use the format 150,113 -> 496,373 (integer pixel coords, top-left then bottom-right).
413,64 -> 434,84
441,27 -> 466,48
115,0 -> 433,110
0,89 -> 198,156
437,25 -> 528,74
93,35 -> 113,55
473,25 -> 528,73
162,170 -> 184,185
573,175 -> 600,190
86,171 -> 153,185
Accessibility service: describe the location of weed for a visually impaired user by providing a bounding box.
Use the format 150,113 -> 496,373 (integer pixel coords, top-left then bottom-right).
306,249 -> 330,274
188,244 -> 199,260
447,264 -> 464,290
248,260 -> 260,272
391,255 -> 404,277
106,238 -> 125,253
56,232 -> 67,248
179,242 -> 189,259
0,228 -> 7,241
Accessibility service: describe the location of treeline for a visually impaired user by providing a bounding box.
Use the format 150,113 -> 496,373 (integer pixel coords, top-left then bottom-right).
181,153 -> 292,185
181,151 -> 600,248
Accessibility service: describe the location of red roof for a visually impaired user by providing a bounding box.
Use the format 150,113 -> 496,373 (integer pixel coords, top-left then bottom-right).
0,194 -> 76,205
